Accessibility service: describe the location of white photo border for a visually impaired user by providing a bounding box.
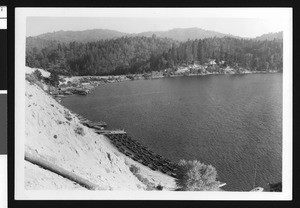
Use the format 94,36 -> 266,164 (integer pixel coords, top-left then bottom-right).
15,7 -> 293,200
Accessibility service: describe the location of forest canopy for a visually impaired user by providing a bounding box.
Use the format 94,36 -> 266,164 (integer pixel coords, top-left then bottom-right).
26,35 -> 283,76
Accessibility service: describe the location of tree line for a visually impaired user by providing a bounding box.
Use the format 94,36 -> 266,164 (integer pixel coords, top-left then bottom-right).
26,35 -> 283,76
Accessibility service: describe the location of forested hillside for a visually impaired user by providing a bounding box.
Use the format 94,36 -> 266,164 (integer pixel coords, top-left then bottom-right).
26,37 -> 59,51
26,35 -> 283,76
156,37 -> 283,72
26,36 -> 177,75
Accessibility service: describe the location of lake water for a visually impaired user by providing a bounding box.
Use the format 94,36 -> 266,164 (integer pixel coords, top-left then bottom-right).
61,73 -> 282,191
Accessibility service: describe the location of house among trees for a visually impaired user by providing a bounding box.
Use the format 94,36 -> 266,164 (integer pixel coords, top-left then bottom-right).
224,66 -> 235,74
219,60 -> 225,65
163,68 -> 174,77
174,66 -> 190,75
206,59 -> 217,66
151,71 -> 164,78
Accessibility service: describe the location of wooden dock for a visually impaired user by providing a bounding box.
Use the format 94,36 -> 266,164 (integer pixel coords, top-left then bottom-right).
72,111 -> 179,178
76,114 -> 107,129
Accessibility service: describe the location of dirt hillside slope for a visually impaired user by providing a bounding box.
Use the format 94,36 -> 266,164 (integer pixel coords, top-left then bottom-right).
25,80 -> 176,190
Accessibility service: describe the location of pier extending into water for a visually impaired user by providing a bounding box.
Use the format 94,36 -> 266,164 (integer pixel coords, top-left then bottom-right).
76,113 -> 107,129
75,112 -> 179,178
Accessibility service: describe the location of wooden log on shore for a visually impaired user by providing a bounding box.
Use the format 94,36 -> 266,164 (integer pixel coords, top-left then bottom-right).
155,154 -> 163,159
141,161 -> 148,166
132,156 -> 139,161
148,165 -> 156,171
24,152 -> 102,190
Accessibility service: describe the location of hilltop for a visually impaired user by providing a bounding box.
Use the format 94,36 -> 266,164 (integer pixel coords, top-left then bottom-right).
137,27 -> 238,41
254,31 -> 283,41
28,27 -> 283,44
32,29 -> 127,43
28,27 -> 238,43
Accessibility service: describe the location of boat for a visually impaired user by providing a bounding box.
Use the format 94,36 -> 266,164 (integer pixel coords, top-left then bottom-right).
219,183 -> 227,188
250,187 -> 264,192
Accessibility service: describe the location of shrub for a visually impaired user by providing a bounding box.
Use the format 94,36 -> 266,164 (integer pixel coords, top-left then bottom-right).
60,77 -> 66,84
156,184 -> 163,190
129,164 -> 156,190
139,177 -> 156,191
49,71 -> 60,87
32,69 -> 43,81
64,111 -> 72,121
59,83 -> 67,88
175,160 -> 221,191
143,73 -> 150,80
126,75 -> 135,80
26,73 -> 44,90
26,73 -> 37,84
74,125 -> 85,136
268,182 -> 282,192
108,76 -> 114,81
129,164 -> 139,175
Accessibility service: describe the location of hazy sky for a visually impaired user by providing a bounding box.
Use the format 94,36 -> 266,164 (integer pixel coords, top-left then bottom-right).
26,9 -> 288,38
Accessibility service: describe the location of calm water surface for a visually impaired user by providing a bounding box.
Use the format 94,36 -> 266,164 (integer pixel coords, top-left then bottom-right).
62,73 -> 282,191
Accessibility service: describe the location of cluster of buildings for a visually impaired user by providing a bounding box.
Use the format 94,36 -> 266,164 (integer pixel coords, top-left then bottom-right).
161,59 -> 253,77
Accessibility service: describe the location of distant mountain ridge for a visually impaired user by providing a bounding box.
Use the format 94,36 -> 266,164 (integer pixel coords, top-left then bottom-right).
136,27 -> 239,41
28,27 -> 239,43
29,28 -> 283,43
34,29 -> 127,43
254,31 -> 283,41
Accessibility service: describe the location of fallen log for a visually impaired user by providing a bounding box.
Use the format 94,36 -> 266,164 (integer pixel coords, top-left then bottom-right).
25,152 -> 103,190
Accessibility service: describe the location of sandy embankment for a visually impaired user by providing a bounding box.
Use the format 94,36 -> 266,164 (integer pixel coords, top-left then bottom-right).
25,77 -> 176,190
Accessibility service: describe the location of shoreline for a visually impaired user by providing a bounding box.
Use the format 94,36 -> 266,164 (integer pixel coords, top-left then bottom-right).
26,66 -> 278,191
57,70 -> 281,191
56,70 -> 281,99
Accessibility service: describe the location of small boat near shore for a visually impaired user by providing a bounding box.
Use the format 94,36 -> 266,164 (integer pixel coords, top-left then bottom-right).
250,187 -> 264,192
219,183 -> 227,188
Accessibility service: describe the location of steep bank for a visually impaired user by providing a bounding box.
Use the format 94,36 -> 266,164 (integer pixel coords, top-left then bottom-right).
25,79 -> 176,190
